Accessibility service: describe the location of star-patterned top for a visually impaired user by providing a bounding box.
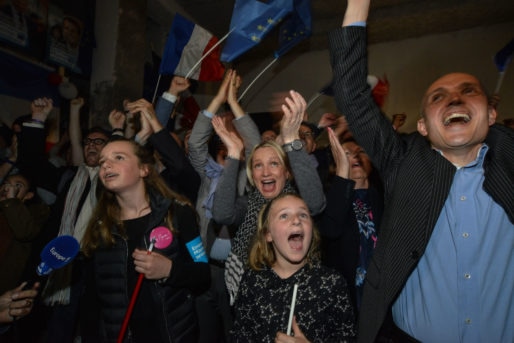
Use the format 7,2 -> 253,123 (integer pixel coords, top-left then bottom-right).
231,263 -> 356,342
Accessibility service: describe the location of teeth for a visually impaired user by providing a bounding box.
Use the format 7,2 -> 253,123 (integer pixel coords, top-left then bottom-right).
444,113 -> 470,126
288,233 -> 303,240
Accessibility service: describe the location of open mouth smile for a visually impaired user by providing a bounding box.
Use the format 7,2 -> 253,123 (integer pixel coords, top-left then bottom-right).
443,113 -> 471,126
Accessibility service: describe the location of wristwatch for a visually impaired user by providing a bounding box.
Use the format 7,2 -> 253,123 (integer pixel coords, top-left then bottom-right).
282,139 -> 304,152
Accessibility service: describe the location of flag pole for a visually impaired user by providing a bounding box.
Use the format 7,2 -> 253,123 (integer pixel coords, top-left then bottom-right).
306,92 -> 323,110
151,74 -> 162,105
494,71 -> 506,94
185,27 -> 235,80
238,57 -> 278,103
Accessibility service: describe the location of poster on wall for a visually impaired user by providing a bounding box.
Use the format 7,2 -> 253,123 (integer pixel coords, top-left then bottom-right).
46,4 -> 84,74
0,0 -> 48,58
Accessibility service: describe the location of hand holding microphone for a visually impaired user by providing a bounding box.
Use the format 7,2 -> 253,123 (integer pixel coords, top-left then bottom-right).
0,282 -> 39,323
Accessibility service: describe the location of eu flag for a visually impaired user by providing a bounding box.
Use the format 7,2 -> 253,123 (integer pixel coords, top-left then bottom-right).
221,0 -> 293,62
494,38 -> 514,72
274,0 -> 312,58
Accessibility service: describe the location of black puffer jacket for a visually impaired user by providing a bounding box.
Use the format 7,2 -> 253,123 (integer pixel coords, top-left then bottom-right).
83,190 -> 210,343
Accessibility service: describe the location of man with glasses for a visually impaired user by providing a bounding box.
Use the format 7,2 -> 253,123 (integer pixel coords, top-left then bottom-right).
40,98 -> 110,343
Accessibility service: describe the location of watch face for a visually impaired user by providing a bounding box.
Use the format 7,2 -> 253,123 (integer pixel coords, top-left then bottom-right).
292,139 -> 303,150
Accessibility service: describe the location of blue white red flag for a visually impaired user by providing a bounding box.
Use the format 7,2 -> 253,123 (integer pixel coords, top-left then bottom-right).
159,13 -> 224,81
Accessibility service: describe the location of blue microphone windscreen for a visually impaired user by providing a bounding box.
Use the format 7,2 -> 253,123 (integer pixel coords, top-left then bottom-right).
38,235 -> 80,275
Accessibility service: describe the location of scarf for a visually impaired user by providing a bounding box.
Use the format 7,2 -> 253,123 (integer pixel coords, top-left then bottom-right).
42,165 -> 99,306
202,156 -> 224,219
225,181 -> 296,304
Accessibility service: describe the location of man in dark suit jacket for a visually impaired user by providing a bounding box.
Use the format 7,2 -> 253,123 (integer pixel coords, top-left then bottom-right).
328,1 -> 514,342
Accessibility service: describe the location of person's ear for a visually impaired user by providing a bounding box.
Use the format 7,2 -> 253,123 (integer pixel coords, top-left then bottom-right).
488,107 -> 498,126
265,231 -> 273,243
417,118 -> 428,137
140,164 -> 150,178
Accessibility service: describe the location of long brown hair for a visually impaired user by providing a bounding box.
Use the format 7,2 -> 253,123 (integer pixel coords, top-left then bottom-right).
248,193 -> 320,270
82,138 -> 191,257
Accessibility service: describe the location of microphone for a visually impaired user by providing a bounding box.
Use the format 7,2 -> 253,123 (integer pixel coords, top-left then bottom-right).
37,235 -> 80,276
24,235 -> 80,290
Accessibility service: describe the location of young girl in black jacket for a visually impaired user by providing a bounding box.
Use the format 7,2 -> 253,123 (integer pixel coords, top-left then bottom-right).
81,138 -> 209,343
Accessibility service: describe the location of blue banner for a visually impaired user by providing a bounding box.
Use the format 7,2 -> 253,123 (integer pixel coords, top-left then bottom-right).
274,0 -> 312,58
221,0 -> 293,62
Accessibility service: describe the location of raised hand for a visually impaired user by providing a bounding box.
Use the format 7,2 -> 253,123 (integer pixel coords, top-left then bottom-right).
278,90 -> 306,143
317,112 -> 338,129
333,115 -> 350,138
207,69 -> 234,115
108,109 -> 126,131
392,113 -> 407,130
31,97 -> 53,122
327,127 -> 350,179
169,76 -> 191,96
70,97 -> 84,111
126,99 -> 163,134
227,70 -> 242,106
212,115 -> 244,160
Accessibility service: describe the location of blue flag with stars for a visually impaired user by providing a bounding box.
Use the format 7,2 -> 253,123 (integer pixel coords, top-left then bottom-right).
221,0 -> 293,62
274,0 -> 312,58
494,38 -> 514,72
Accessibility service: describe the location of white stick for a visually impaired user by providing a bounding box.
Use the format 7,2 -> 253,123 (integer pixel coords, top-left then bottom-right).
494,71 -> 506,94
286,283 -> 299,336
185,27 -> 235,80
238,57 -> 278,103
306,92 -> 322,109
151,74 -> 162,105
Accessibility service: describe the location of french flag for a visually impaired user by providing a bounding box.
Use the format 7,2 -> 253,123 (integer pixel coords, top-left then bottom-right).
159,13 -> 225,81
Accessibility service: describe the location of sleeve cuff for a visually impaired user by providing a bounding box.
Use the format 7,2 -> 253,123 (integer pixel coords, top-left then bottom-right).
349,21 -> 366,27
201,109 -> 214,119
162,92 -> 178,103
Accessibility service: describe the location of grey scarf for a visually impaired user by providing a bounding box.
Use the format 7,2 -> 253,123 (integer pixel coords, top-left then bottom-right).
225,182 -> 296,304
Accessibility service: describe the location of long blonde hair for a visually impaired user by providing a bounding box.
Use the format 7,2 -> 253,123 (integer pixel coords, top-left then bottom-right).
248,193 -> 320,270
82,138 -> 191,257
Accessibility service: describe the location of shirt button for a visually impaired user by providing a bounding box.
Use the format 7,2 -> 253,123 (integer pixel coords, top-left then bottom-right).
464,273 -> 471,279
460,196 -> 466,201
465,318 -> 472,324
462,232 -> 469,238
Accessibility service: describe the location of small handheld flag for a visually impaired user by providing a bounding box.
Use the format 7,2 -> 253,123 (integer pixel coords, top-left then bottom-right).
221,0 -> 293,62
159,13 -> 225,81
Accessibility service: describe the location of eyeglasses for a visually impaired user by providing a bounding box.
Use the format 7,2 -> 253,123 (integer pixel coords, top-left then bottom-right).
83,138 -> 107,146
299,131 -> 314,139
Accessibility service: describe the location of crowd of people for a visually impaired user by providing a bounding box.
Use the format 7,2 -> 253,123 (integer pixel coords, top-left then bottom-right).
1,0 -> 513,342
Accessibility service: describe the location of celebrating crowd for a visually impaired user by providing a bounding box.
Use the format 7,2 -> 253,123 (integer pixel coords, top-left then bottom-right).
1,0 -> 513,342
